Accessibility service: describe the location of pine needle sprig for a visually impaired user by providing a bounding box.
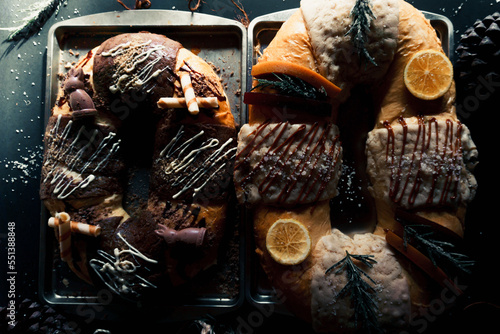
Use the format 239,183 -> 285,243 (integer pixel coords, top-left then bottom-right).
3,0 -> 64,42
252,73 -> 327,100
326,251 -> 383,333
403,225 -> 475,275
346,0 -> 378,66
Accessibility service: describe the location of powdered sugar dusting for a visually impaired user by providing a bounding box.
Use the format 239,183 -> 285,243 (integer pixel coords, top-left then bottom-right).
1,144 -> 43,187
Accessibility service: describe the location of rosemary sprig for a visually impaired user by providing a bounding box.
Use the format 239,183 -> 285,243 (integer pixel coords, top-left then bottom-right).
403,225 -> 475,275
252,73 -> 327,100
346,0 -> 378,66
326,251 -> 382,333
3,0 -> 64,42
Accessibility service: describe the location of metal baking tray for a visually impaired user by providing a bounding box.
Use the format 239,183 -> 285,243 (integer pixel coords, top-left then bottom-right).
39,9 -> 247,321
245,8 -> 454,313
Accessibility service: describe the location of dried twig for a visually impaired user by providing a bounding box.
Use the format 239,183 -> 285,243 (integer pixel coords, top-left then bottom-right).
188,0 -> 203,11
116,0 -> 151,10
230,0 -> 250,27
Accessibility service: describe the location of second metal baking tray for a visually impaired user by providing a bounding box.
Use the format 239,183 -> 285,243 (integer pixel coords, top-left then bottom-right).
39,9 -> 247,322
245,8 -> 454,313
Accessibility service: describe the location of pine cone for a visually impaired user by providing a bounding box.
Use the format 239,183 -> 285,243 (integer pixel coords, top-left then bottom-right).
455,12 -> 500,113
0,298 -> 75,333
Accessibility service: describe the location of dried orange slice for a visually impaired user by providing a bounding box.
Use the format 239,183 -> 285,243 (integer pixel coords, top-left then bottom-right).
266,219 -> 311,265
403,49 -> 453,100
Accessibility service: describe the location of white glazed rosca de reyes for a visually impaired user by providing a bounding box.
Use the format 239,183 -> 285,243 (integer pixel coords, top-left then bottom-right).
236,0 -> 478,332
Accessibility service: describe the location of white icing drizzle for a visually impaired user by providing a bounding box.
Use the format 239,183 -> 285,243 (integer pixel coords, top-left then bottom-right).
43,114 -> 121,200
101,40 -> 169,94
159,125 -> 237,199
89,232 -> 158,297
100,41 -> 132,57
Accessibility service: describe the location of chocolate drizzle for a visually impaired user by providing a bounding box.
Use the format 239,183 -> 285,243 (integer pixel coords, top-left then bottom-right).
234,121 -> 342,206
80,49 -> 94,68
382,116 -> 466,208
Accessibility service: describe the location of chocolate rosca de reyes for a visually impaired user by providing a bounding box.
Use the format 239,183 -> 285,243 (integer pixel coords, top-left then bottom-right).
40,32 -> 238,298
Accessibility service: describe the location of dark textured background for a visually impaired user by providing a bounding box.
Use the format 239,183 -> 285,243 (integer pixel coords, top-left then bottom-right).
1,0 -> 499,333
